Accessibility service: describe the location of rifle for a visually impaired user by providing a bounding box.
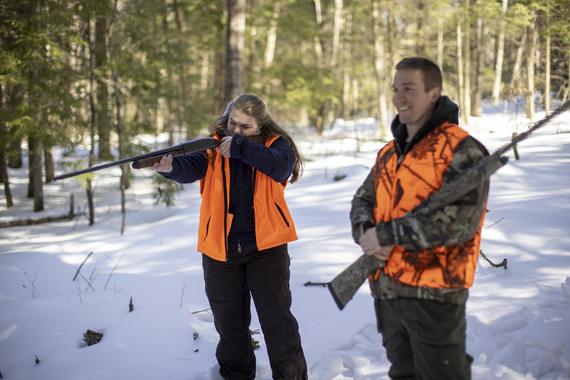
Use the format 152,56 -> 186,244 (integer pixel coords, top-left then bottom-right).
327,101 -> 570,310
53,137 -> 222,181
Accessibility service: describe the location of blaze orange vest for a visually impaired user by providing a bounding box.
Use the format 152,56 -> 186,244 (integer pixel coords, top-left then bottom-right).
373,122 -> 484,288
197,136 -> 298,261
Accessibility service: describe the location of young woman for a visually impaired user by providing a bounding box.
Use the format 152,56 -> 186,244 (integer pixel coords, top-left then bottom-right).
152,94 -> 307,380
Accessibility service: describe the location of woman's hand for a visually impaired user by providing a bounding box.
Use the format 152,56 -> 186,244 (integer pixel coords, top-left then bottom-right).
359,228 -> 394,260
151,154 -> 173,173
219,136 -> 233,158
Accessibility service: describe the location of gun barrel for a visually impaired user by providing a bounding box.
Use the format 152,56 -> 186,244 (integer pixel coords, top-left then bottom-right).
54,137 -> 221,181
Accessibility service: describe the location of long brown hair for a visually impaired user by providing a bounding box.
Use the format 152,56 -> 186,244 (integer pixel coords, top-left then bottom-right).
208,94 -> 304,183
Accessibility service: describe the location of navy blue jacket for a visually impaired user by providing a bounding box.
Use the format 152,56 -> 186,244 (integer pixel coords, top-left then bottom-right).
162,135 -> 295,252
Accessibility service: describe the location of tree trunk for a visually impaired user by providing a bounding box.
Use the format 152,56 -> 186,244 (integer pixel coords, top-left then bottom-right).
544,1 -> 551,115
526,11 -> 537,119
492,0 -> 508,106
87,18 -> 97,226
437,18 -> 443,70
372,0 -> 388,140
109,0 -> 129,234
471,16 -> 484,117
29,136 -> 44,212
264,1 -> 280,68
96,14 -> 112,160
213,2 -> 225,116
0,144 -> 14,208
331,0 -> 342,67
7,87 -> 23,169
456,11 -> 467,126
415,0 -> 428,57
225,0 -> 245,103
44,148 -> 54,183
463,0 -> 471,119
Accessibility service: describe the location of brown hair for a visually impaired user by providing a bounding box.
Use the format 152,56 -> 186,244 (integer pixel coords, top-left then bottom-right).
208,94 -> 304,183
395,57 -> 442,92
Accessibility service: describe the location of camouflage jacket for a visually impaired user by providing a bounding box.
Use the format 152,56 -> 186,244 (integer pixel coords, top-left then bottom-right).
350,97 -> 489,305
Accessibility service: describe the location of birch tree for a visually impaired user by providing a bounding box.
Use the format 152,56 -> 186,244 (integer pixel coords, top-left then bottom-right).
492,0 -> 508,105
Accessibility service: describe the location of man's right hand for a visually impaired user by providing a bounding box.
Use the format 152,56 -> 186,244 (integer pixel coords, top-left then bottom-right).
359,227 -> 394,260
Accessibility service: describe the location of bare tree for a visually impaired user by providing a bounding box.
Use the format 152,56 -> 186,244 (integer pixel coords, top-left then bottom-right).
225,0 -> 245,103
492,0 -> 508,106
372,0 -> 388,140
526,10 -> 537,119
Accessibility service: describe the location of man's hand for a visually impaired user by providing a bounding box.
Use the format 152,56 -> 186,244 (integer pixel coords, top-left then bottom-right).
359,227 -> 394,260
219,136 -> 233,157
151,154 -> 173,173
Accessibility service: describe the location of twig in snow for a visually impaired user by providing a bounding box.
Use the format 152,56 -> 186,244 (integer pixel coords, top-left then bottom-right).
76,270 -> 96,292
76,282 -> 83,304
73,251 -> 94,281
23,271 -> 40,298
304,281 -> 328,287
484,217 -> 504,230
480,250 -> 507,269
180,277 -> 189,307
191,308 -> 212,315
103,251 -> 125,291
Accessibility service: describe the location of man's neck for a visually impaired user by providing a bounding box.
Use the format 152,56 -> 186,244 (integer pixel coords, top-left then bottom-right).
405,125 -> 420,142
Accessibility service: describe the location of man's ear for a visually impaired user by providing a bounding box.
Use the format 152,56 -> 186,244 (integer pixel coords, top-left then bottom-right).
430,87 -> 442,103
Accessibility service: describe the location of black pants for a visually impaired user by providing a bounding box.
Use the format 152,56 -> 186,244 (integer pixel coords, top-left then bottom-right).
202,244 -> 307,380
374,297 -> 473,380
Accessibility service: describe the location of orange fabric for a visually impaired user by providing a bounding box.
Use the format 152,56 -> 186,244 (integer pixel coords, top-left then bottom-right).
198,136 -> 298,261
373,122 -> 483,288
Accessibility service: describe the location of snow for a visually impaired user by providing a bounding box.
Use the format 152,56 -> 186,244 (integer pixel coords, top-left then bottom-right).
1,100 -> 569,380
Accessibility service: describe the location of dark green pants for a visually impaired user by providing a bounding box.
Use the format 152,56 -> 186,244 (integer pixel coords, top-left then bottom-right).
374,297 -> 473,380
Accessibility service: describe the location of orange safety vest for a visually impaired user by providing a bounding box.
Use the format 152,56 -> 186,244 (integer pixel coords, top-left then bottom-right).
373,122 -> 484,288
197,136 -> 298,261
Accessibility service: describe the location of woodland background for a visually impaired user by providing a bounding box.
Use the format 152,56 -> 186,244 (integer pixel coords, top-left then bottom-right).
1,0 -> 569,223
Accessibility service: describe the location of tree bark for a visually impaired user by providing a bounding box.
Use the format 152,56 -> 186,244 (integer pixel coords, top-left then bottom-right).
225,0 -> 245,103
463,0 -> 471,119
456,9 -> 467,126
526,11 -> 537,119
87,18 -> 97,226
264,1 -> 280,68
492,0 -> 508,105
544,1 -> 551,115
29,136 -> 44,212
471,15 -> 484,117
95,12 -> 112,160
0,144 -> 14,208
372,0 -> 388,140
44,148 -> 54,183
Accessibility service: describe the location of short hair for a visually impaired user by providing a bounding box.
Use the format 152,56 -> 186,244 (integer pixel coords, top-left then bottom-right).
395,57 -> 442,92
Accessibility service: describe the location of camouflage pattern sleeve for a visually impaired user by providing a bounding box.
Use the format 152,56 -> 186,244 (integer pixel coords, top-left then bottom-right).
375,136 -> 490,250
349,169 -> 377,244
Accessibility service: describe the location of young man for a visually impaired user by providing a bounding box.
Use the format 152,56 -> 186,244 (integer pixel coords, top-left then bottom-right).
350,57 -> 489,379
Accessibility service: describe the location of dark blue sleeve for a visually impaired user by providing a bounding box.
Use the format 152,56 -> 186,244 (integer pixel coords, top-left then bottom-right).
230,135 -> 295,183
160,152 -> 209,184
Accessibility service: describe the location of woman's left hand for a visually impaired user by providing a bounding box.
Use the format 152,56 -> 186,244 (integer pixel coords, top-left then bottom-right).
219,136 -> 233,157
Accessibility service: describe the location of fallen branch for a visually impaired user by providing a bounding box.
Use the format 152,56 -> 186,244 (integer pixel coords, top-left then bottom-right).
0,194 -> 76,228
304,281 -> 328,287
480,250 -> 507,269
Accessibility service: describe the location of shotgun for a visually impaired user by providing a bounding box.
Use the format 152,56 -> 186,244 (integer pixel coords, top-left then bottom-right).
53,137 -> 222,181
328,101 -> 569,310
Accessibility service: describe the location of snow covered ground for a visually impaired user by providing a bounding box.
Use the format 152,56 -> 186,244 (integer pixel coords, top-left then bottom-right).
1,100 -> 569,379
